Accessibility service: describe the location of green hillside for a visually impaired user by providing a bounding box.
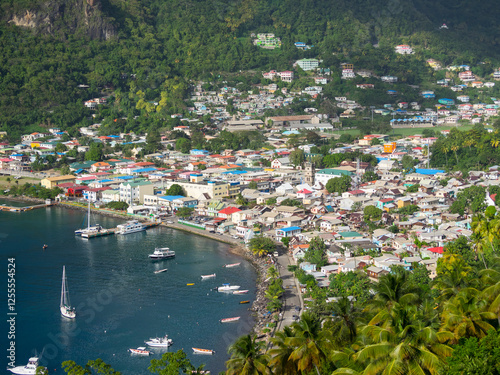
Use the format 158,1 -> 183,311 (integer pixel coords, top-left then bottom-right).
0,0 -> 498,139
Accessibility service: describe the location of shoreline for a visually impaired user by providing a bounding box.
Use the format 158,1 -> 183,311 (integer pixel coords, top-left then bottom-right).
0,195 -> 279,340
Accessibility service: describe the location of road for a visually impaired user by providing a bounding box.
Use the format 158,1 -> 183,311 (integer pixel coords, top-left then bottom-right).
275,251 -> 303,332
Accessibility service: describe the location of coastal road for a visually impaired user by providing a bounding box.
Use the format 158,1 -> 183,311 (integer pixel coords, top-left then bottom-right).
275,251 -> 303,333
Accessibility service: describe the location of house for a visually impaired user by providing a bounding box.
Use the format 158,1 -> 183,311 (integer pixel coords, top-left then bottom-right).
41,175 -> 77,189
217,206 -> 241,219
296,59 -> 320,71
315,168 -> 353,186
271,157 -> 291,169
366,266 -> 389,280
381,76 -> 398,83
119,180 -> 154,204
275,226 -> 302,238
395,45 -> 413,54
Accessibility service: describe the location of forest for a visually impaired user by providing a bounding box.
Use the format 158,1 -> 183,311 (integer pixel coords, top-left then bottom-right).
0,0 -> 499,139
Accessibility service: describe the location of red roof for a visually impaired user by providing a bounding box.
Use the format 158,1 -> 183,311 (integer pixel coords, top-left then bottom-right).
491,194 -> 497,202
218,207 -> 241,215
427,247 -> 444,254
297,189 -> 312,194
348,189 -> 365,195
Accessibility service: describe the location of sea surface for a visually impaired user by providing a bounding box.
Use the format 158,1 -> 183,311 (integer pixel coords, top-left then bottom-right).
0,199 -> 256,374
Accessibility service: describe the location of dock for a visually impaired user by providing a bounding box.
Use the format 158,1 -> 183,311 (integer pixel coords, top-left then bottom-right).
0,202 -> 55,212
81,228 -> 116,239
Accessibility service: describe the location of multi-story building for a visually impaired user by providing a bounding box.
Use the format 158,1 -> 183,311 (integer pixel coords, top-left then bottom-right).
296,58 -> 320,71
395,45 -> 414,54
119,180 -> 154,204
315,168 -> 354,186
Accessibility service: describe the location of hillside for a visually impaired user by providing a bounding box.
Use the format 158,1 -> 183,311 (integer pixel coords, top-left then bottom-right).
0,0 -> 499,138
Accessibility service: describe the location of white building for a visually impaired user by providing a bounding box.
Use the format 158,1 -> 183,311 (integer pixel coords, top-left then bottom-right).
296,59 -> 320,71
395,45 -> 413,54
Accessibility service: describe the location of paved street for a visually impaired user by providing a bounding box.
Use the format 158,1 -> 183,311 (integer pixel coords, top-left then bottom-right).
275,251 -> 303,332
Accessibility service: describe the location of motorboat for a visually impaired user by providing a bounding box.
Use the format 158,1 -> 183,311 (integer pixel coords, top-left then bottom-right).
8,357 -> 46,375
145,335 -> 173,347
232,290 -> 248,295
220,316 -> 240,323
192,347 -> 215,355
60,265 -> 76,319
224,262 -> 240,268
117,220 -> 145,235
201,273 -> 216,279
149,247 -> 175,259
217,284 -> 240,292
240,300 -> 250,304
154,268 -> 168,274
129,347 -> 151,355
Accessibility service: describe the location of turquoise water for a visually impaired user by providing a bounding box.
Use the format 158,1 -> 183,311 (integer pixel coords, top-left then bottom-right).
1,201 -> 256,374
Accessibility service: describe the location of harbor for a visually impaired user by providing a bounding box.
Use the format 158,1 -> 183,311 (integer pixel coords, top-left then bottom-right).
0,201 -> 256,374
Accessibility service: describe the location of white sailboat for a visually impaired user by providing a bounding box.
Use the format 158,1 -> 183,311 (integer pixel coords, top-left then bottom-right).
75,201 -> 102,236
60,266 -> 76,319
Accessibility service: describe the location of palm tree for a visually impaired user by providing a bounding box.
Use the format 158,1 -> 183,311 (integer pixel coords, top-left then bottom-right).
441,145 -> 449,166
268,326 -> 297,375
433,255 -> 473,302
451,144 -> 460,165
285,313 -> 332,375
334,303 -> 453,375
440,288 -> 496,344
480,257 -> 500,325
472,212 -> 500,254
267,265 -> 279,279
367,272 -> 420,312
327,296 -> 362,347
226,335 -> 270,375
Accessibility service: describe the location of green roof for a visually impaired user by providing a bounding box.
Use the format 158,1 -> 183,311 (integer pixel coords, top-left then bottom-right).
339,231 -> 363,238
317,168 -> 354,176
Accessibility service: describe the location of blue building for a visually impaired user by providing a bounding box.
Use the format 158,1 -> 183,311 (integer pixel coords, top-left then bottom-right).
275,226 -> 302,238
190,149 -> 210,155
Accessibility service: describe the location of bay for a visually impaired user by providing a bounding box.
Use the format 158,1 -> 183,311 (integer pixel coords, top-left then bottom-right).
1,200 -> 256,374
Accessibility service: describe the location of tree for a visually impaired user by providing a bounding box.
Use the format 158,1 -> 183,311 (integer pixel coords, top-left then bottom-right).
361,170 -> 379,182
236,193 -> 248,206
289,149 -> 305,168
286,313 -> 332,375
248,180 -> 258,190
149,350 -> 198,375
304,236 -> 327,266
226,335 -> 270,375
363,205 -> 382,221
249,237 -> 276,257
405,183 -> 420,193
165,184 -> 185,196
325,175 -> 352,194
175,138 -> 191,154
105,201 -> 129,210
401,154 -> 417,171
370,138 -> 381,146
176,207 -> 194,219
269,327 -> 298,375
55,142 -> 68,152
280,198 -> 302,207
62,359 -> 121,375
85,143 -> 103,161
281,237 -> 290,248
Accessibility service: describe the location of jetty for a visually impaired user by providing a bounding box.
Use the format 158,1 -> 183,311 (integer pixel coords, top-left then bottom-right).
81,228 -> 116,239
0,202 -> 55,212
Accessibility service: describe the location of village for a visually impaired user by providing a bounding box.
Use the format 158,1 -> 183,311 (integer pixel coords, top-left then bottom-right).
1,42 -> 500,311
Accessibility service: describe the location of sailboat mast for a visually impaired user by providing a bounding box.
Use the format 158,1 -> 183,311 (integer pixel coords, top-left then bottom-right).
87,200 -> 91,230
61,266 -> 65,307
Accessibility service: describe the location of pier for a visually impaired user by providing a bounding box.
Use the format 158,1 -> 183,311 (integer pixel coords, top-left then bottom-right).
0,202 -> 55,212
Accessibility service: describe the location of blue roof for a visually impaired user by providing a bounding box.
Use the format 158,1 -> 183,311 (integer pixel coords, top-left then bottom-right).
159,195 -> 185,201
221,170 -> 247,175
75,169 -> 86,174
415,168 -> 445,175
280,226 -> 301,232
107,135 -> 120,138
100,179 -> 113,183
134,167 -> 157,173
115,175 -> 134,180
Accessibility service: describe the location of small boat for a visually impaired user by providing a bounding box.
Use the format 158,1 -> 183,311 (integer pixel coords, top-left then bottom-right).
145,335 -> 173,347
8,357 -> 46,375
217,284 -> 241,292
201,273 -> 216,279
129,347 -> 151,355
149,247 -> 176,260
240,300 -> 250,304
224,262 -> 241,268
232,290 -> 249,295
60,265 -> 76,319
187,283 -> 195,286
154,268 -> 168,274
220,316 -> 240,323
42,244 -> 48,250
117,220 -> 146,235
192,347 -> 215,355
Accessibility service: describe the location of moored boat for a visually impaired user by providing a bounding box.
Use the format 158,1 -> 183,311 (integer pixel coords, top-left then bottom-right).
129,347 -> 151,355
149,247 -> 176,259
192,347 -> 215,355
145,335 -> 173,347
201,273 -> 216,279
240,300 -> 250,304
220,316 -> 240,323
224,262 -> 241,268
217,283 -> 241,292
60,265 -> 76,319
8,357 -> 46,375
117,220 -> 146,235
154,268 -> 168,274
75,201 -> 103,236
232,290 -> 248,295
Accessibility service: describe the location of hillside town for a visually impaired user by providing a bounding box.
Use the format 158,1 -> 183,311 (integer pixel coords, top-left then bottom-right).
2,121 -> 498,297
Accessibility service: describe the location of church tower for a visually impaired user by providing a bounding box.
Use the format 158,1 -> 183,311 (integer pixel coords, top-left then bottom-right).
304,162 -> 315,185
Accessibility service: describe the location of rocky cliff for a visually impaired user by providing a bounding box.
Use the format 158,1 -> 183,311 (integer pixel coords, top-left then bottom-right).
6,0 -> 116,40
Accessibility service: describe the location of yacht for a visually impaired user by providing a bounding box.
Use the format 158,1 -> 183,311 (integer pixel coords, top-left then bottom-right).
149,247 -> 176,259
145,334 -> 173,347
116,220 -> 145,235
8,357 -> 46,375
75,201 -> 103,236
